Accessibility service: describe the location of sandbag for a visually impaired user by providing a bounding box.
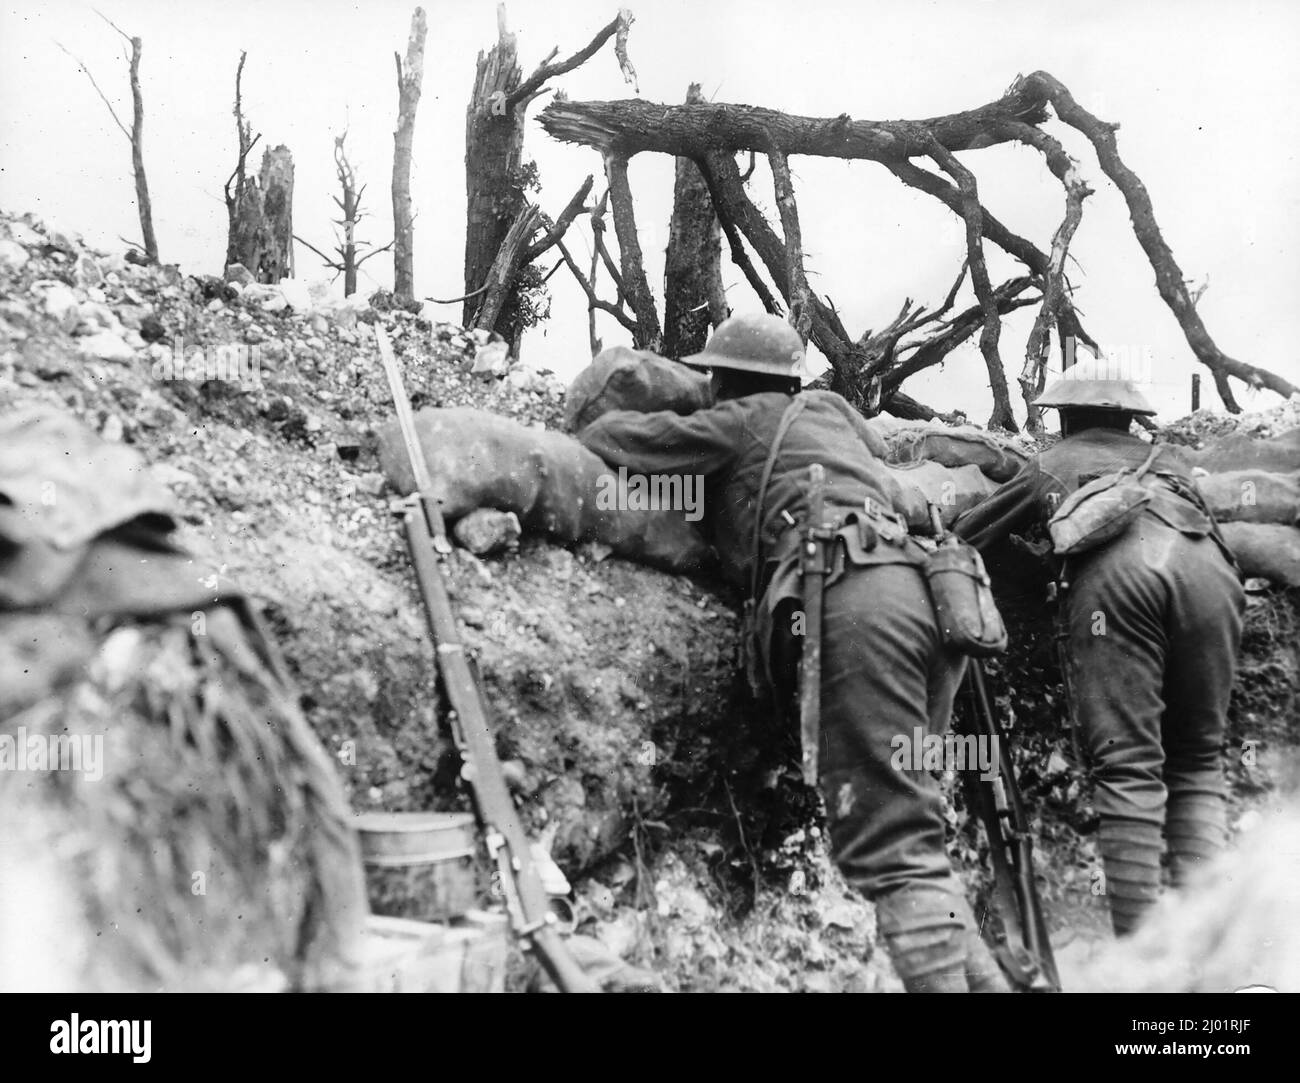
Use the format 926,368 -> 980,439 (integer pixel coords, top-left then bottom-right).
1196,470 -> 1300,526
881,460 -> 999,533
377,407 -> 713,574
1218,523 -> 1300,586
1187,428 -> 1300,474
885,425 -> 1030,483
564,345 -> 711,433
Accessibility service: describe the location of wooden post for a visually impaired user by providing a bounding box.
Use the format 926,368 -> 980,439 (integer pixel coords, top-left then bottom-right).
1191,372 -> 1201,412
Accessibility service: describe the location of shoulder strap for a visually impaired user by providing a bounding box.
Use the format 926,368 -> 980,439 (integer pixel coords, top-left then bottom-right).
748,395 -> 808,600
1131,440 -> 1162,478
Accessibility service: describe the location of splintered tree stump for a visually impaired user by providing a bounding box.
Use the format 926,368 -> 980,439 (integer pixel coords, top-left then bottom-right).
662,84 -> 727,359
228,145 -> 295,285
464,10 -> 525,342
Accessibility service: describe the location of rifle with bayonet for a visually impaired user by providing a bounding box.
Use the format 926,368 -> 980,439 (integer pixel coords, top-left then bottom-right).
373,324 -> 594,994
928,504 -> 1060,993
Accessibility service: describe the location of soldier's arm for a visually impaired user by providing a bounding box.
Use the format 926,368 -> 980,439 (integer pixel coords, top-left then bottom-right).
577,406 -> 739,476
952,461 -> 1051,553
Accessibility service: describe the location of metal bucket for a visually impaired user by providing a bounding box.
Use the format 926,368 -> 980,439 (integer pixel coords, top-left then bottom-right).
354,811 -> 482,923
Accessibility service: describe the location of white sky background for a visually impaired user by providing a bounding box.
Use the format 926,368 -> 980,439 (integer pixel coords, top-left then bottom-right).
2,0 -> 1298,423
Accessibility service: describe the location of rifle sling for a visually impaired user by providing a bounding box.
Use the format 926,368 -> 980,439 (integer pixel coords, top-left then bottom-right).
748,395 -> 809,603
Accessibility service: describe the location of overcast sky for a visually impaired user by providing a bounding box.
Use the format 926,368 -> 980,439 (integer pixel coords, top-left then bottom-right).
2,0 -> 1298,422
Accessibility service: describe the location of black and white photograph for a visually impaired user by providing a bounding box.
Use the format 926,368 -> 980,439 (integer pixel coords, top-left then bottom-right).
0,0 -> 1296,1053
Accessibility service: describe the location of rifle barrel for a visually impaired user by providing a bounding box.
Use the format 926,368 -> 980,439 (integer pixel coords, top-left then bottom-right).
374,325 -> 438,503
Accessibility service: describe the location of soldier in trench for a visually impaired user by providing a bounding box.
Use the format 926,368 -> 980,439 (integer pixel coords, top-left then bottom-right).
953,359 -> 1245,937
578,313 -> 1008,992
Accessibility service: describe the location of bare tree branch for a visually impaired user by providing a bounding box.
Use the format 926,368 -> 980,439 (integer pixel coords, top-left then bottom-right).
883,278 -> 1040,397
355,240 -> 395,268
604,152 -> 661,348
556,236 -> 640,334
505,9 -> 635,110
769,149 -> 811,343
989,119 -> 1094,430
523,174 -> 595,263
1018,71 -> 1298,409
56,42 -> 131,140
293,233 -> 336,266
425,284 -> 490,305
925,135 -> 1016,431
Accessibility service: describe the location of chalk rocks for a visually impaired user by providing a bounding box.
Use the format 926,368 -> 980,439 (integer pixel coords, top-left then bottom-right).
0,240 -> 29,273
471,340 -> 511,379
40,284 -> 81,326
78,330 -> 136,363
453,508 -> 522,556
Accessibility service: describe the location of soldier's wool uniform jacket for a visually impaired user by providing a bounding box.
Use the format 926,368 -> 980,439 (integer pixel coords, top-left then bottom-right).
953,427 -> 1232,571
578,388 -> 923,588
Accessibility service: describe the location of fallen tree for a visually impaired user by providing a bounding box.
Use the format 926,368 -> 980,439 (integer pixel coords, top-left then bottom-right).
540,72 -> 1297,427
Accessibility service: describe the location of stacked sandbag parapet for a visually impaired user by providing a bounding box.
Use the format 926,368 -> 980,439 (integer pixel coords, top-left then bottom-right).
1188,427 -> 1300,586
377,406 -> 714,576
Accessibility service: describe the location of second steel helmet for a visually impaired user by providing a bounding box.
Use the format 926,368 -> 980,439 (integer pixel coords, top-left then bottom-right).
1033,356 -> 1157,416
683,313 -> 806,378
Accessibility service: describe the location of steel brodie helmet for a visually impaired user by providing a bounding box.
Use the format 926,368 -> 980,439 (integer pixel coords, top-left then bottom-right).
1033,356 -> 1157,416
683,313 -> 806,378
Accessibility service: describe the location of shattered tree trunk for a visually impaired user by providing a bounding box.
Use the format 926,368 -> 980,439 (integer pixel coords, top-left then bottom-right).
60,21 -> 159,262
474,204 -> 541,332
464,6 -> 637,354
228,146 -> 295,284
662,84 -> 727,359
124,35 -> 158,263
334,135 -> 359,297
392,6 -> 427,303
463,8 -> 526,349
